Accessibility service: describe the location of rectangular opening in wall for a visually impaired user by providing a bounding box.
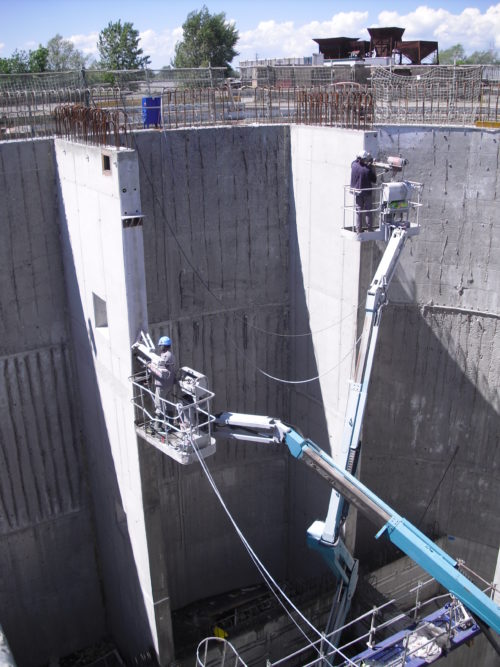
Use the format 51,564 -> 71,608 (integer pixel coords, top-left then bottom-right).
102,152 -> 111,173
93,292 -> 108,328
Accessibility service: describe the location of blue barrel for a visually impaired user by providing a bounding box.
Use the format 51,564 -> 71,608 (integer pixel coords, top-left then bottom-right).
142,97 -> 161,127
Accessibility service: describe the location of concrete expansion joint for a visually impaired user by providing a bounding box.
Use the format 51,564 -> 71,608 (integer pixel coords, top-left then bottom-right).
419,302 -> 500,320
385,301 -> 500,320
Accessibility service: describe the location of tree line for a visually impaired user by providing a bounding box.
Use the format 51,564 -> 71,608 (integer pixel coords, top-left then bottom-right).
437,44 -> 500,65
0,5 -> 239,74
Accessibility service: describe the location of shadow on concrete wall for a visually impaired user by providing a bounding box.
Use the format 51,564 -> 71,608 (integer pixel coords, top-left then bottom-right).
0,140 -> 105,665
57,182 -> 155,660
354,257 -> 500,587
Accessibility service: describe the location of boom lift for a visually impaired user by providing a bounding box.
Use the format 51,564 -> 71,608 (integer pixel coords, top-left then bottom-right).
131,158 -> 500,662
212,159 -> 500,657
213,414 -> 500,650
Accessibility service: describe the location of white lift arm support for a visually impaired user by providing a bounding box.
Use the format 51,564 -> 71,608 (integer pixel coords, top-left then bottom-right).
322,226 -> 410,544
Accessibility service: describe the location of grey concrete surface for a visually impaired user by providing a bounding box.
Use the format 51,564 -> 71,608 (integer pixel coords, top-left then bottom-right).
55,140 -> 164,659
357,127 -> 499,557
356,126 -> 500,666
0,122 -> 498,667
0,140 -> 105,665
134,127 -> 293,612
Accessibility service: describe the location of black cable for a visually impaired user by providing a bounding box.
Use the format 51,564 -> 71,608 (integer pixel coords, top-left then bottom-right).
416,445 -> 459,528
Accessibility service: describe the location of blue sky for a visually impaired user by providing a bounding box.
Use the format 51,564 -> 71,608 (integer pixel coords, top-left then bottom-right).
2,1 -> 500,67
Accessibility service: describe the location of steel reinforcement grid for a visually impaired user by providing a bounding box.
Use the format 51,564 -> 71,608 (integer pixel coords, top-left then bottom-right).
2,66 -> 500,142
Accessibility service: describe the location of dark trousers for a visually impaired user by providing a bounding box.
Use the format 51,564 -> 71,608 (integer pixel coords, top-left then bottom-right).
355,192 -> 373,232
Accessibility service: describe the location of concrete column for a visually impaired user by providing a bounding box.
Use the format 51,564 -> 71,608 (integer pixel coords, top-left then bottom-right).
55,140 -> 173,663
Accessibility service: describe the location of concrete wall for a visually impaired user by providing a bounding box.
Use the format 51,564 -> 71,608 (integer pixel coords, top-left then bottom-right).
0,140 -> 105,664
1,123 -> 498,666
134,127 -> 293,610
287,126 -> 371,565
357,126 -> 500,665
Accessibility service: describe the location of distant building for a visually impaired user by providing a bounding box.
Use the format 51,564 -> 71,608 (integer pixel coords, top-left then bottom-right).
314,26 -> 439,65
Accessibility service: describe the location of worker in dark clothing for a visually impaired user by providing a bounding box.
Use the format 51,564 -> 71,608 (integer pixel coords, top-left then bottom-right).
149,335 -> 177,420
350,150 -> 377,233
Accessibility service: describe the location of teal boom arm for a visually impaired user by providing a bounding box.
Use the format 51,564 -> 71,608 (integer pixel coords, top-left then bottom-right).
284,428 -> 500,635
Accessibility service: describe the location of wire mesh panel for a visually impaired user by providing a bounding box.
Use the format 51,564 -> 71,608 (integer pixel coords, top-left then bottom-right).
296,89 -> 373,128
2,66 -> 500,141
0,88 -> 90,139
0,70 -> 85,93
372,65 -> 483,125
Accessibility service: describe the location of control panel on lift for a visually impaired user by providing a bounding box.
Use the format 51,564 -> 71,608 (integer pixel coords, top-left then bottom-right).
342,154 -> 423,242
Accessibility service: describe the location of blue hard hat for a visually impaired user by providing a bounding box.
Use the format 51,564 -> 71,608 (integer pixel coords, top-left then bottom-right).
158,335 -> 171,346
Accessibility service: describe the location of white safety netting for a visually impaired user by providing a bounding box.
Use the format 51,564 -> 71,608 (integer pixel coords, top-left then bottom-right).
372,65 -> 483,125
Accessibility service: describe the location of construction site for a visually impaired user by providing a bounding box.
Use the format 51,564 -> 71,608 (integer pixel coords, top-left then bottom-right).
0,61 -> 499,667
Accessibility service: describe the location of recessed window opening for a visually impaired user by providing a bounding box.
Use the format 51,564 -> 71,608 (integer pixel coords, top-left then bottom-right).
102,153 -> 111,173
93,292 -> 108,328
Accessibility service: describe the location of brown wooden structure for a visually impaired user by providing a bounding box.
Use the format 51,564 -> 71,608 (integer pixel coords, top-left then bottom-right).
395,40 -> 439,64
313,37 -> 370,60
314,28 -> 438,65
368,27 -> 405,57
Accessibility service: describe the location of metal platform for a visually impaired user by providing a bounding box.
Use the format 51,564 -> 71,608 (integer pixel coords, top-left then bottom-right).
341,221 -> 421,242
130,365 -> 217,465
347,602 -> 481,666
136,425 -> 216,465
343,179 -> 423,242
341,225 -> 386,241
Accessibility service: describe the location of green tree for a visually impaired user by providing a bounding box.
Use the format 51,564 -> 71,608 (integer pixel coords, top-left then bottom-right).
437,43 -> 500,65
4,49 -> 30,73
46,34 -> 88,70
437,44 -> 466,64
173,5 -> 239,72
29,45 -> 49,72
465,48 -> 500,64
97,20 -> 150,70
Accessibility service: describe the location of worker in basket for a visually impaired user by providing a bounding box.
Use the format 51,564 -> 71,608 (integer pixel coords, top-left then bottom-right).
350,149 -> 377,233
148,335 -> 177,422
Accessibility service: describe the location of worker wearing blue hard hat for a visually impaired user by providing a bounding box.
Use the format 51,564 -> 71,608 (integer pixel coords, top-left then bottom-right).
149,335 -> 177,419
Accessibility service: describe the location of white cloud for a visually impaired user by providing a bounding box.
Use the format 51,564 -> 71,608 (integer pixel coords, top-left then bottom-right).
69,32 -> 100,57
237,12 -> 369,61
139,27 -> 183,66
63,28 -> 183,67
0,42 -> 5,54
236,6 -> 500,64
54,5 -> 500,70
376,5 -> 500,52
